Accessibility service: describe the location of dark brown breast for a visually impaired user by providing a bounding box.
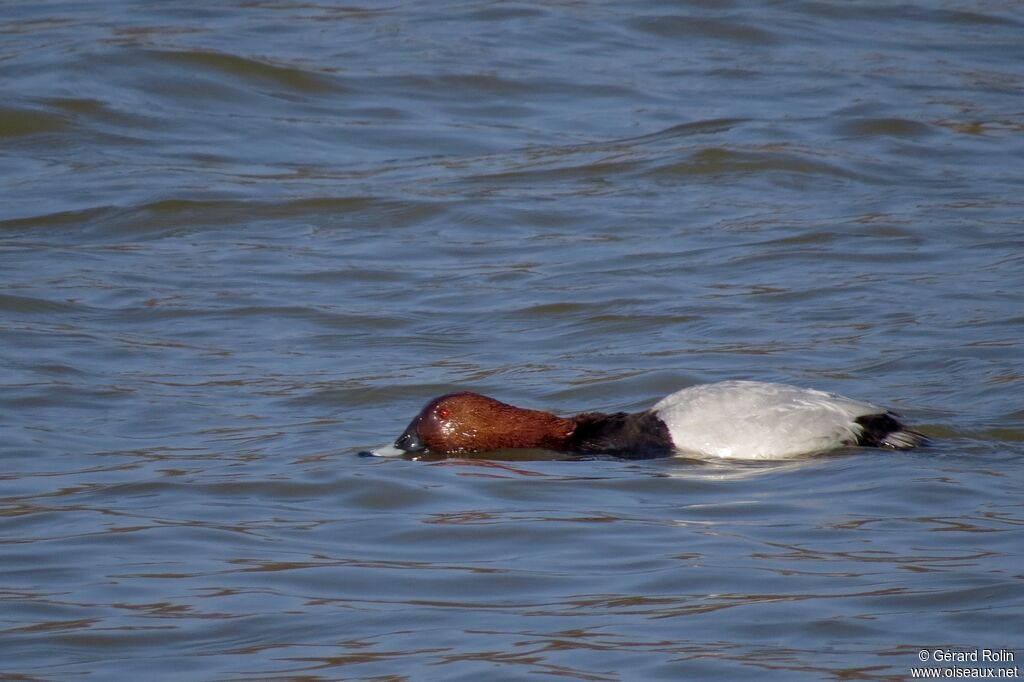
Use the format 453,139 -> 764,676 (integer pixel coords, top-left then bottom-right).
567,410 -> 675,459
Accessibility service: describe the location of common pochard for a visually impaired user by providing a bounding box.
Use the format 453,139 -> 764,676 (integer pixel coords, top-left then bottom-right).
372,380 -> 924,460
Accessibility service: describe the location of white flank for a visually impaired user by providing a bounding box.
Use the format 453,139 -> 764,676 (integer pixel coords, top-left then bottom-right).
653,380 -> 883,460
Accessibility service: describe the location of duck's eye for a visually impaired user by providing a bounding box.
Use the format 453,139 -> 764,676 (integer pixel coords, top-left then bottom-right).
438,407 -> 451,420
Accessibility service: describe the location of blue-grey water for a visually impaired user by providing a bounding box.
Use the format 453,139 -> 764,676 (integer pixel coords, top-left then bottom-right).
2,2 -> 1023,680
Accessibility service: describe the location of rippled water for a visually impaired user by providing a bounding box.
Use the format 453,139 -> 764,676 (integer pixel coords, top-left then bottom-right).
3,2 -> 1023,680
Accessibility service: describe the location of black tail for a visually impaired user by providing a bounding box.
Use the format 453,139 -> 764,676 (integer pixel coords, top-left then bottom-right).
855,413 -> 926,449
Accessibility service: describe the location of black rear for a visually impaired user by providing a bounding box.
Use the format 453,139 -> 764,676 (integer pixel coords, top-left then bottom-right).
854,413 -> 926,449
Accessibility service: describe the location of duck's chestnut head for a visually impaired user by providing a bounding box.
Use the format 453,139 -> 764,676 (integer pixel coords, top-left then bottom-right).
393,392 -> 574,455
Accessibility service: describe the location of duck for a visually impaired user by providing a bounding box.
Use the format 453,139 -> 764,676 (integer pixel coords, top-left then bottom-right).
373,380 -> 925,460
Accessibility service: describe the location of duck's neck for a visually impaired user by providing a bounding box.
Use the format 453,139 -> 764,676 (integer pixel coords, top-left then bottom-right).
486,404 -> 577,452
466,400 -> 673,457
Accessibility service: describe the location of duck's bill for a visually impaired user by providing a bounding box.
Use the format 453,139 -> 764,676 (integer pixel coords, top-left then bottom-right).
369,444 -> 408,457
364,425 -> 425,457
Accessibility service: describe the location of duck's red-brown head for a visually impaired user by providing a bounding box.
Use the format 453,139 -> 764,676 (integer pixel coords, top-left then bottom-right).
394,392 -> 576,455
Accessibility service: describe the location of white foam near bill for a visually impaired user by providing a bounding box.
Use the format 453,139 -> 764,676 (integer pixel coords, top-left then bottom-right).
370,445 -> 406,457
